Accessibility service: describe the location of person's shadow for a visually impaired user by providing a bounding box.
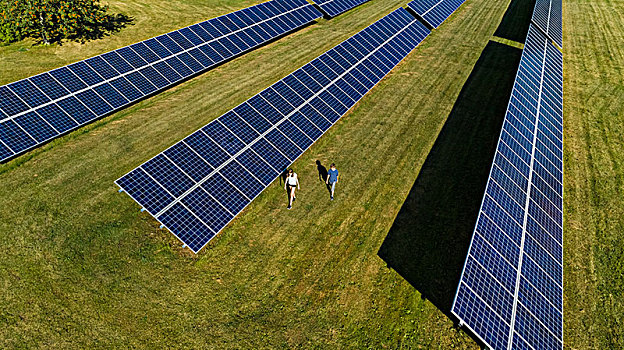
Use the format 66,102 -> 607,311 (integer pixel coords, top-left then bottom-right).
279,169 -> 290,202
316,160 -> 331,194
279,169 -> 289,186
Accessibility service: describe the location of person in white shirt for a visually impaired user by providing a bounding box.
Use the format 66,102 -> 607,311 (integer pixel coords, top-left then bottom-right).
284,168 -> 300,210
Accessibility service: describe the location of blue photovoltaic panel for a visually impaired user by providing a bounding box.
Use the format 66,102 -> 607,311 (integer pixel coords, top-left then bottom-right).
0,0 -> 323,162
451,25 -> 563,350
531,0 -> 563,48
407,0 -> 466,28
312,0 -> 370,17
116,7 -> 431,253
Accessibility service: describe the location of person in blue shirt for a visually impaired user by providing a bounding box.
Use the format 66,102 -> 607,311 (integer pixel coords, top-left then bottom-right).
326,163 -> 339,201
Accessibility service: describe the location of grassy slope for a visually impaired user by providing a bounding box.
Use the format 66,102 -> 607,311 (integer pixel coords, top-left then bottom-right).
0,0 -> 620,348
563,0 -> 624,349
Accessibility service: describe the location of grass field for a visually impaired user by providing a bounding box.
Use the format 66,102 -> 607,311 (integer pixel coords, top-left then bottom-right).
0,0 -> 621,348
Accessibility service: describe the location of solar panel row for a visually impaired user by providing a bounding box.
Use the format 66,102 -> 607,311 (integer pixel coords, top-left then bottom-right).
312,0 -> 370,18
531,0 -> 563,48
0,0 -> 323,162
116,7 -> 431,253
451,24 -> 563,350
407,0 -> 466,28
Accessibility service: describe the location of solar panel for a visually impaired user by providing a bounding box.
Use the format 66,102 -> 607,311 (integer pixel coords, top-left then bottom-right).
0,0 -> 323,162
312,0 -> 370,17
116,7 -> 431,253
451,24 -> 563,350
407,0 -> 466,28
531,0 -> 563,48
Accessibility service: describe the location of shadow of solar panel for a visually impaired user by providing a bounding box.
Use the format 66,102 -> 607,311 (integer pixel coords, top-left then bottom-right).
407,0 -> 466,28
451,25 -> 563,350
117,7 -> 431,253
0,0 -> 323,162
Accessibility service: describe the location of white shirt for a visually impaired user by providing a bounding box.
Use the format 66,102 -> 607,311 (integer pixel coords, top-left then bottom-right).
287,173 -> 298,185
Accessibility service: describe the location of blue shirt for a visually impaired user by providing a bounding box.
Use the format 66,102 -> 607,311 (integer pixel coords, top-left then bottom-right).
328,168 -> 339,183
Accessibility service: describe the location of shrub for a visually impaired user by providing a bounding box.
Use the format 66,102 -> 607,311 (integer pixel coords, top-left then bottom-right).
0,0 -> 132,45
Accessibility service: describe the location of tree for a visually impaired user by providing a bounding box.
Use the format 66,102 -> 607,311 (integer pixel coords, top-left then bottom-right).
0,0 -> 132,45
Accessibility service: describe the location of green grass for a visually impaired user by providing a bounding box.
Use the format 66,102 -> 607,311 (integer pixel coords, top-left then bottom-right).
0,0 -> 621,348
563,0 -> 624,348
